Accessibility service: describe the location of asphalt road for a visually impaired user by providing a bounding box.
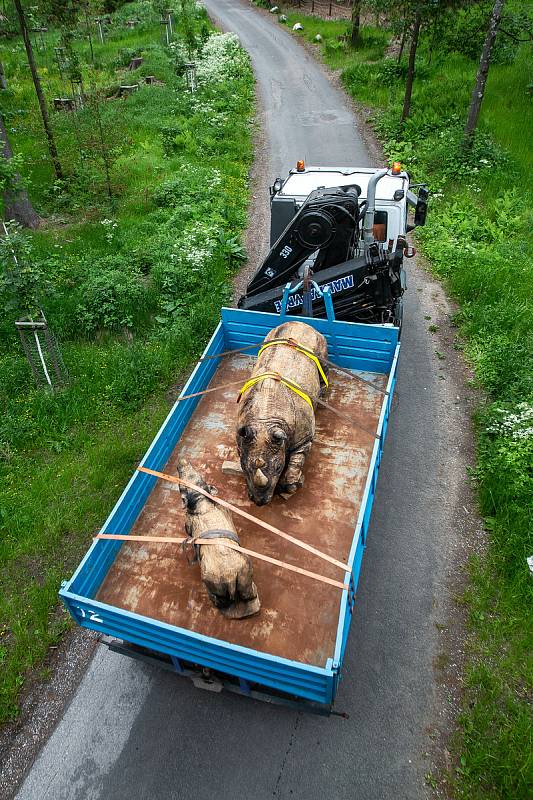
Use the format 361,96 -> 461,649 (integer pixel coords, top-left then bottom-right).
16,3 -> 470,798
211,0 -> 371,178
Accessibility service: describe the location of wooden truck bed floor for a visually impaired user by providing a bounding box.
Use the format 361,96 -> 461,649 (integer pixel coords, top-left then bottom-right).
97,354 -> 386,668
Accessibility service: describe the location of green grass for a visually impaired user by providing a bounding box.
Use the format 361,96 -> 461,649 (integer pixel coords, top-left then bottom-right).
0,2 -> 254,721
282,8 -> 533,800
283,12 -> 389,66
0,396 -> 170,719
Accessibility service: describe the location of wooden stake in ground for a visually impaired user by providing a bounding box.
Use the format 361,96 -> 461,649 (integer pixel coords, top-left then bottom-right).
12,0 -> 63,180
463,0 -> 505,147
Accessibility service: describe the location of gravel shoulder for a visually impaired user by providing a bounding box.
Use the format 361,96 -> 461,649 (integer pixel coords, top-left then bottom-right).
0,629 -> 98,800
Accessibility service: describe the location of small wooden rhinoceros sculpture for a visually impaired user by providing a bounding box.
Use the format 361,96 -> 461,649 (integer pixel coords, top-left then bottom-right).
236,320 -> 328,505
177,459 -> 260,619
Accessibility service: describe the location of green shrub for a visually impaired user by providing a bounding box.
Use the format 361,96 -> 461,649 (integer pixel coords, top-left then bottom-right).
76,267 -> 147,335
440,2 -> 532,65
375,58 -> 406,86
111,1 -> 158,28
152,163 -> 223,206
0,223 -> 49,318
112,46 -> 140,68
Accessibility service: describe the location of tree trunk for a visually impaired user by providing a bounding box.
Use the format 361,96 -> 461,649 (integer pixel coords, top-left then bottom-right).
397,20 -> 408,63
463,0 -> 505,146
351,1 -> 362,47
13,0 -> 63,180
1,113 -> 41,228
86,8 -> 94,63
0,60 -> 7,90
401,8 -> 422,124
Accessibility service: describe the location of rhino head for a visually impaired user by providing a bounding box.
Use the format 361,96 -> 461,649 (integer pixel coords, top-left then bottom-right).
177,459 -> 218,517
236,422 -> 289,506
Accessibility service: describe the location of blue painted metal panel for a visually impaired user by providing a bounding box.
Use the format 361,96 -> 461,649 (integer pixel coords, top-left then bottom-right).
60,592 -> 334,703
60,310 -> 399,707
332,343 -> 400,675
221,308 -> 398,373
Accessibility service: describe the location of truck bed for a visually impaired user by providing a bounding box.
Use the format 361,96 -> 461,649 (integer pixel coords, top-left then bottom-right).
60,308 -> 399,705
96,353 -> 387,667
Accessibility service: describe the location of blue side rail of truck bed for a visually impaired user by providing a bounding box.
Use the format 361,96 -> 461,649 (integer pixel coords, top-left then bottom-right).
60,305 -> 399,712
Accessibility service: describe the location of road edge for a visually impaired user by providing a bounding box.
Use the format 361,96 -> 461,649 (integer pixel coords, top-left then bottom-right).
0,627 -> 99,800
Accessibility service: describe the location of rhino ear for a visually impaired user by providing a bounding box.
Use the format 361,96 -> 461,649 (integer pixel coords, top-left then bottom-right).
237,425 -> 255,443
207,484 -> 218,496
271,427 -> 288,445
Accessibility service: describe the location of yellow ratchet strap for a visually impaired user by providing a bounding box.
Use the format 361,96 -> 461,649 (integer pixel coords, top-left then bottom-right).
237,371 -> 314,410
258,338 -> 329,388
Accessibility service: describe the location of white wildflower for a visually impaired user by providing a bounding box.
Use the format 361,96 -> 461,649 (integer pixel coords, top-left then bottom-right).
486,402 -> 533,440
195,32 -> 249,84
101,218 -> 118,242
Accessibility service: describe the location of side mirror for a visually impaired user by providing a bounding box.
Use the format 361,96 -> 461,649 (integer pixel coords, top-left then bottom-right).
270,177 -> 283,197
414,187 -> 429,227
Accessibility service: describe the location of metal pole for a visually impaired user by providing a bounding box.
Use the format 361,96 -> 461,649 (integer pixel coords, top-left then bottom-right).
363,168 -> 388,248
32,324 -> 52,386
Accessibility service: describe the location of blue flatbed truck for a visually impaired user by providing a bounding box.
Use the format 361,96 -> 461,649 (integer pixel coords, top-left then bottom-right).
60,296 -> 399,715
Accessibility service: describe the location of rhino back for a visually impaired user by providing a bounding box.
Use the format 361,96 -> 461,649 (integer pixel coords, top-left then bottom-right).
237,322 -> 327,445
253,321 -> 327,404
266,321 -> 328,364
185,502 -> 234,539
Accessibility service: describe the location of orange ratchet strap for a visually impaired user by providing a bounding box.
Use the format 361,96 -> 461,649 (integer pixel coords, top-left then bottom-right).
137,466 -> 350,572
95,533 -> 348,592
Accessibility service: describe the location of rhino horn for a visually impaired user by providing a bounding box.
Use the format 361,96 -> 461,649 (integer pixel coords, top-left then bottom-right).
253,468 -> 269,488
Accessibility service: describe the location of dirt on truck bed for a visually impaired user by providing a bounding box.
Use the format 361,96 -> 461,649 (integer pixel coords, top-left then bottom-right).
97,354 -> 387,667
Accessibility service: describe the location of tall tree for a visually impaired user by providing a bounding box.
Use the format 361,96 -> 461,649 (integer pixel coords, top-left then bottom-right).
463,0 -> 505,146
1,113 -> 41,228
12,0 -> 64,180
351,1 -> 363,47
83,1 -> 95,63
401,4 -> 422,123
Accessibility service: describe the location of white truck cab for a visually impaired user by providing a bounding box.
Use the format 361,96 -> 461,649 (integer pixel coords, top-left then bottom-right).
270,165 -> 415,250
239,162 -> 428,328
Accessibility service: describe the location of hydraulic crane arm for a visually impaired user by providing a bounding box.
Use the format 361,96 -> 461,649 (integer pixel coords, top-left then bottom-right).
244,185 -> 361,297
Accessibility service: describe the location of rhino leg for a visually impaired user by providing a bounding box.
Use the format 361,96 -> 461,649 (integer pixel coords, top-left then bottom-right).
236,561 -> 257,602
278,444 -> 311,496
201,566 -> 237,610
222,580 -> 260,619
219,559 -> 260,619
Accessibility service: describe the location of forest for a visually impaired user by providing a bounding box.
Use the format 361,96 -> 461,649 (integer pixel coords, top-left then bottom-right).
1,1 -> 532,798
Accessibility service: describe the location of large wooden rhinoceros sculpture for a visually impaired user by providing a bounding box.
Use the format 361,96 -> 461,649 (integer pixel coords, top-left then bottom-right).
177,459 -> 260,619
236,320 -> 328,505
